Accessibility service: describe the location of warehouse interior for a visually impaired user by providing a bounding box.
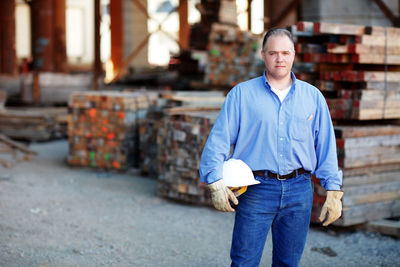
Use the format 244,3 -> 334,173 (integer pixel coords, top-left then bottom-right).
0,0 -> 400,266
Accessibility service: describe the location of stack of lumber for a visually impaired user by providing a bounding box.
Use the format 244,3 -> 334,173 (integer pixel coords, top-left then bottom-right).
312,125 -> 400,226
157,108 -> 219,204
138,91 -> 224,178
204,23 -> 264,87
294,21 -> 400,120
0,107 -> 67,141
67,91 -> 157,170
0,134 -> 37,168
292,21 -> 400,226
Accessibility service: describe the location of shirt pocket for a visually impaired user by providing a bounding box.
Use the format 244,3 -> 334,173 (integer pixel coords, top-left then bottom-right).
290,114 -> 313,142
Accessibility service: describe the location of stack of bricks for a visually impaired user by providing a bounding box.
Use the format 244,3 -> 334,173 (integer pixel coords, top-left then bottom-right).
291,21 -> 400,226
204,23 -> 264,87
157,108 -> 219,205
67,90 -> 158,170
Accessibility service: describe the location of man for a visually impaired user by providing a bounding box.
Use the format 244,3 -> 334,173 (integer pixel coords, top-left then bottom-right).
199,28 -> 343,266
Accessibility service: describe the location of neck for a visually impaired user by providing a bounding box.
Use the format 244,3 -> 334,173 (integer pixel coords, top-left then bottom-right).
266,73 -> 292,90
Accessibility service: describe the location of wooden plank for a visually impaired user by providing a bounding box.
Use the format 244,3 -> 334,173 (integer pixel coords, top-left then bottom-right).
366,219 -> 400,237
0,134 -> 37,155
313,21 -> 365,35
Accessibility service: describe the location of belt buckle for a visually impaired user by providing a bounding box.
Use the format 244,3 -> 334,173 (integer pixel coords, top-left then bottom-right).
277,174 -> 286,181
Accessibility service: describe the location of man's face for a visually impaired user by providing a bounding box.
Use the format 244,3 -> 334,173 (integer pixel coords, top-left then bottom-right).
261,35 -> 295,81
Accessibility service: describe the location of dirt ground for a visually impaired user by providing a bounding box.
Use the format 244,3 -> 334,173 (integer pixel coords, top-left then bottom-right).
0,140 -> 399,267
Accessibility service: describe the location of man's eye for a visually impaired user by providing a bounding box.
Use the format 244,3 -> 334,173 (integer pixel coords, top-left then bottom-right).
283,51 -> 291,55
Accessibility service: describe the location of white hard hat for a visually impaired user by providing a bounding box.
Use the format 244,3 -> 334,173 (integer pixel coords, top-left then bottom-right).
222,159 -> 260,187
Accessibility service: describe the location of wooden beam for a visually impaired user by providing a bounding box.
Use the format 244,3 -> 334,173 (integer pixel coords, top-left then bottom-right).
373,0 -> 400,27
93,0 -> 102,90
31,0 -> 55,71
131,0 -> 151,19
111,33 -> 151,83
179,0 -> 189,50
0,0 -> 17,75
110,0 -> 124,73
264,0 -> 271,30
54,0 -> 67,72
270,0 -> 301,28
247,0 -> 252,31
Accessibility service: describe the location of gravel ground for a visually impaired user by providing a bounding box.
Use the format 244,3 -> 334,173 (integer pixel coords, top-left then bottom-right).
0,140 -> 399,267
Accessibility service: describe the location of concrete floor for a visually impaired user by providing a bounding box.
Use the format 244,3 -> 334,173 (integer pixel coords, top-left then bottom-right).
0,140 -> 399,267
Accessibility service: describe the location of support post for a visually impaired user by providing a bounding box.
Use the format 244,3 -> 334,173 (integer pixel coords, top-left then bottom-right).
0,0 -> 17,75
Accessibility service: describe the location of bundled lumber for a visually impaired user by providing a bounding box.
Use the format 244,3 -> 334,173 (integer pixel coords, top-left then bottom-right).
67,91 -> 158,170
139,91 -> 224,178
293,21 -> 400,120
0,107 -> 67,141
312,170 -> 400,226
311,125 -> 400,226
335,125 -> 400,170
157,108 -> 220,204
204,23 -> 264,87
295,21 -> 400,225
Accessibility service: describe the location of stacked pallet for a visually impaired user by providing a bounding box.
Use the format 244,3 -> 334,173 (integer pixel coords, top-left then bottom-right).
157,108 -> 219,204
0,107 -> 67,141
67,91 -> 157,170
204,23 -> 264,86
293,21 -> 400,225
294,21 -> 400,120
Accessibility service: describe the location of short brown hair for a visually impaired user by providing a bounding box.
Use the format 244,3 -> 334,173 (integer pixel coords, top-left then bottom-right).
262,28 -> 294,51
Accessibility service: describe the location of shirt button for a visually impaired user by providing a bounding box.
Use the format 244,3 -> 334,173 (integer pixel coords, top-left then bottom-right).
280,138 -> 283,141
280,154 -> 283,157
280,122 -> 283,125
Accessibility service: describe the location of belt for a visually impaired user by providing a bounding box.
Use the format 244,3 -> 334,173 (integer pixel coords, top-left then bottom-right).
252,168 -> 307,180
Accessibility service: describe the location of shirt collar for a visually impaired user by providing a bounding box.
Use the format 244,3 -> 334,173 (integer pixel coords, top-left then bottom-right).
262,71 -> 297,91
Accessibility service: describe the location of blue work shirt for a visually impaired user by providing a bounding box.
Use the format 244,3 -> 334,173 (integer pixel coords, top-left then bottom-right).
199,72 -> 342,191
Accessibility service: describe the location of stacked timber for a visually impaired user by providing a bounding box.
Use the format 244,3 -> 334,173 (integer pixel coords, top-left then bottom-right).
312,125 -> 400,226
292,21 -> 400,226
0,107 -> 67,141
204,23 -> 264,87
157,108 -> 219,204
294,21 -> 400,120
139,91 -> 224,178
67,91 -> 157,170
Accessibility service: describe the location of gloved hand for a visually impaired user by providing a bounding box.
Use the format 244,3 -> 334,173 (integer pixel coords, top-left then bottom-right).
319,190 -> 344,226
208,179 -> 238,212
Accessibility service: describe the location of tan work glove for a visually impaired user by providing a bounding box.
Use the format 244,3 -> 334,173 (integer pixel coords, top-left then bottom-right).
319,190 -> 344,226
208,179 -> 238,212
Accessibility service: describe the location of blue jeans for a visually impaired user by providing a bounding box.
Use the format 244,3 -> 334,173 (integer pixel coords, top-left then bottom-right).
230,173 -> 313,267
